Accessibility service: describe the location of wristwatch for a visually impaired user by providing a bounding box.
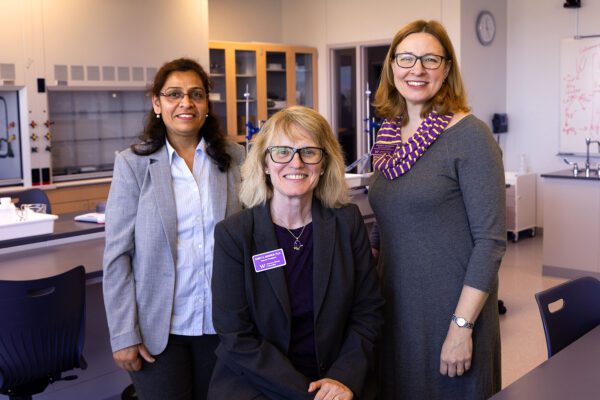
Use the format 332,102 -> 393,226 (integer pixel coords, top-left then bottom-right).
452,314 -> 474,329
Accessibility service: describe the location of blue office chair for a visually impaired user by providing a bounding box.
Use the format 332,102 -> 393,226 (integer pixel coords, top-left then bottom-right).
0,266 -> 87,400
535,276 -> 600,358
3,188 -> 52,214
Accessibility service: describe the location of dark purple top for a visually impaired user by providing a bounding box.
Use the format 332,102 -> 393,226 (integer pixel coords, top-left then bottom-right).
274,222 -> 318,380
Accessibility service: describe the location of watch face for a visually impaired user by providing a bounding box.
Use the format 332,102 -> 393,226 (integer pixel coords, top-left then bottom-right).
476,11 -> 496,46
456,317 -> 467,327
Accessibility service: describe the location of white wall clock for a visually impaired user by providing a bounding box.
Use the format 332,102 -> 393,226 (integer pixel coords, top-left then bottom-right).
476,11 -> 496,46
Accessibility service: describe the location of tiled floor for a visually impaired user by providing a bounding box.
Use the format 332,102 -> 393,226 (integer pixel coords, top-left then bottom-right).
498,233 -> 566,388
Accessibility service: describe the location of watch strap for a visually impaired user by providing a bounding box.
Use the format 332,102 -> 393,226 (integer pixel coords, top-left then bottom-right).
452,314 -> 474,329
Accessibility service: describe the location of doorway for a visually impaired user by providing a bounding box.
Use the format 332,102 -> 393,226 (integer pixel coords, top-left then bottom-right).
330,43 -> 389,172
332,48 -> 357,168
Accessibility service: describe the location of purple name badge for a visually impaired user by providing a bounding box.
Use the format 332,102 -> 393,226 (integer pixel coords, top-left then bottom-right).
252,249 -> 287,273
371,142 -> 397,156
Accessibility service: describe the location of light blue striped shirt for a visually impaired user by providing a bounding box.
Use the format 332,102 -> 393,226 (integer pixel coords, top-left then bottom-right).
165,138 -> 216,335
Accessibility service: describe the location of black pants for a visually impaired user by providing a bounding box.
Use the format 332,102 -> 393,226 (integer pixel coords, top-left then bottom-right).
129,334 -> 220,400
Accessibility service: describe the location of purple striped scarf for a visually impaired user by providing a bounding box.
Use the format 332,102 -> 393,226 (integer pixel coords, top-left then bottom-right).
372,112 -> 453,180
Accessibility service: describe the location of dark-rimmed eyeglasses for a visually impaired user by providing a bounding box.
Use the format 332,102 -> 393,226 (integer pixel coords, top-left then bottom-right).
159,89 -> 207,102
392,53 -> 448,70
266,146 -> 325,164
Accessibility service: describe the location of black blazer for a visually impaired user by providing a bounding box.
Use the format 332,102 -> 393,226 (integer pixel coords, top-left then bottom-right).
208,200 -> 384,400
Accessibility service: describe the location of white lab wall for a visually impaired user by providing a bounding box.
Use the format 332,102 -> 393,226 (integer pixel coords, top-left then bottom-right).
279,0 -> 453,121
1,0 -> 209,86
506,0 -> 600,224
41,0 -> 209,70
0,0 -> 209,178
1,2 -> 27,84
208,0 -> 282,42
506,0 -> 600,173
460,0 -> 507,130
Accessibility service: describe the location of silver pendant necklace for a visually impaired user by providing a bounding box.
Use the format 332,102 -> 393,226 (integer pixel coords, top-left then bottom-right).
286,224 -> 307,251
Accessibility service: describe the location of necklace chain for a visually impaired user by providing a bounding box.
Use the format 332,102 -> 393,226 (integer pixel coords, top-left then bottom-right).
286,224 -> 307,251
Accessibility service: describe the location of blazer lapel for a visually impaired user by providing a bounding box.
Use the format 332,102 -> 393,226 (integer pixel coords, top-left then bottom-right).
312,200 -> 335,319
210,161 -> 227,221
148,148 -> 178,265
253,205 -> 292,319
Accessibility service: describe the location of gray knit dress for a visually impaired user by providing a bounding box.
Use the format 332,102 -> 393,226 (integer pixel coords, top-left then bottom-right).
368,115 -> 506,400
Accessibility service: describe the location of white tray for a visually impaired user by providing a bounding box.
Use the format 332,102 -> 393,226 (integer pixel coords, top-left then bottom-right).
345,172 -> 372,188
0,212 -> 58,241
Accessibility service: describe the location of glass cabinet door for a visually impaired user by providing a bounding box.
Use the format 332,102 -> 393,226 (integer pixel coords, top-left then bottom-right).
47,89 -> 147,180
209,48 -> 228,135
0,90 -> 22,186
266,51 -> 287,117
235,50 -> 257,137
295,53 -> 314,108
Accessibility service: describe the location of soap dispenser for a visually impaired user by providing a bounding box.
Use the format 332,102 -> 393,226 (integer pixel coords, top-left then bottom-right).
0,197 -> 17,223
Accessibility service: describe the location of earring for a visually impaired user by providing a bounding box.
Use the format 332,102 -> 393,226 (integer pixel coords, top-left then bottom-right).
205,113 -> 209,118
155,113 -> 160,119
265,169 -> 269,174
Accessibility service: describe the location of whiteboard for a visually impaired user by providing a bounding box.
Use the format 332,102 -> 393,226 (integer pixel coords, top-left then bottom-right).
560,37 -> 600,154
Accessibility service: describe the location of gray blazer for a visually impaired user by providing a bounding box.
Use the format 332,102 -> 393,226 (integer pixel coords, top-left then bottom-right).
208,200 -> 384,400
103,141 -> 244,355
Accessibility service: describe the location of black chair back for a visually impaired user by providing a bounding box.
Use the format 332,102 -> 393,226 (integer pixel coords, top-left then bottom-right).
3,188 -> 52,214
535,276 -> 600,357
0,266 -> 86,399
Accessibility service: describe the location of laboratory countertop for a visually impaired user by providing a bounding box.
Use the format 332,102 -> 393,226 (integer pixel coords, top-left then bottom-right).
0,212 -> 105,281
0,177 -> 112,194
540,169 -> 600,180
0,211 -> 104,251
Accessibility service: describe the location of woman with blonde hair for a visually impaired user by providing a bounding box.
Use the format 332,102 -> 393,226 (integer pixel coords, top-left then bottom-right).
209,106 -> 383,400
369,20 -> 506,399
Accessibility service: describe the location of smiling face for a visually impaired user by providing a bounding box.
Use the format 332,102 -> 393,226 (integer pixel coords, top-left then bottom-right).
392,32 -> 450,110
265,125 -> 324,205
152,70 -> 208,142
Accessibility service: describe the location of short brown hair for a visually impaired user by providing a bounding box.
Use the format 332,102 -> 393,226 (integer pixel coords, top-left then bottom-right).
239,106 -> 349,208
373,20 -> 470,123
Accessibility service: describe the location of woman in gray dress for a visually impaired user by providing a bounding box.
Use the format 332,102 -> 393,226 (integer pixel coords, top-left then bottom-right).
368,20 -> 506,399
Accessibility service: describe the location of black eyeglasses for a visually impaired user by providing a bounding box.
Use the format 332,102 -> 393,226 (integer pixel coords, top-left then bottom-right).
159,89 -> 207,102
266,146 -> 325,164
392,53 -> 448,70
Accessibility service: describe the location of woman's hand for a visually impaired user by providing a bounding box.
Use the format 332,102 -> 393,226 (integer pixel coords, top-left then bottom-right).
439,324 -> 473,377
308,378 -> 353,400
113,343 -> 156,372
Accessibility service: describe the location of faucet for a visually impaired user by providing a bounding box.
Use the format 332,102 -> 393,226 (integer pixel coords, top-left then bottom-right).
563,158 -> 579,176
585,138 -> 600,176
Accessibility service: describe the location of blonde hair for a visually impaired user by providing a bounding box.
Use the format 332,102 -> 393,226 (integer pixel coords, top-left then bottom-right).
373,20 -> 470,123
239,106 -> 349,208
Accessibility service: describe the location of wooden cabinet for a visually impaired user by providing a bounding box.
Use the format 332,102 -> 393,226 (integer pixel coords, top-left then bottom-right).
542,176 -> 600,278
505,172 -> 537,241
45,182 -> 110,214
209,41 -> 318,141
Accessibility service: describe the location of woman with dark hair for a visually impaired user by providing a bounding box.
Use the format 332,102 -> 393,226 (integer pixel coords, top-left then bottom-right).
103,57 -> 244,400
369,20 -> 506,399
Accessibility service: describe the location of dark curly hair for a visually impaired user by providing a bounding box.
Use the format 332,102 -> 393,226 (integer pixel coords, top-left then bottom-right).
132,57 -> 231,171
